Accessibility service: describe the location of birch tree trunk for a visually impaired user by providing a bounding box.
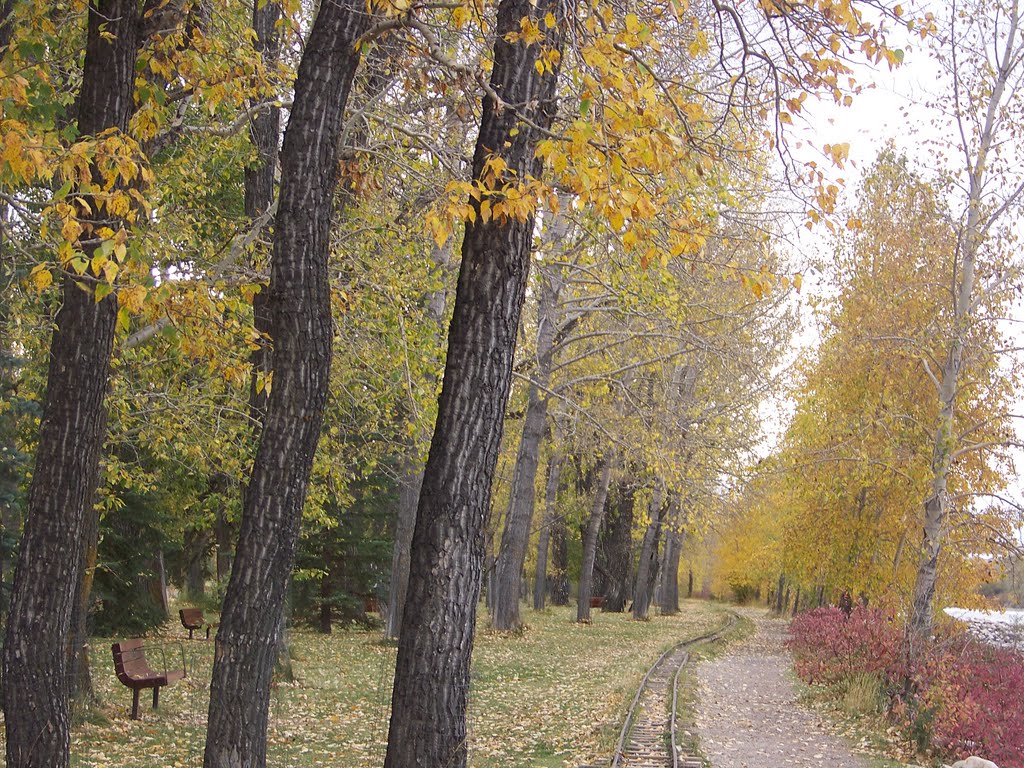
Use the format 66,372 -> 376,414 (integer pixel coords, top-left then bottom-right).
909,2 -> 1021,640
577,457 -> 613,623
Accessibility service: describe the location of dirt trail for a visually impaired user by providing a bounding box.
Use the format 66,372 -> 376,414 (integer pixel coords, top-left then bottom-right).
691,609 -> 868,768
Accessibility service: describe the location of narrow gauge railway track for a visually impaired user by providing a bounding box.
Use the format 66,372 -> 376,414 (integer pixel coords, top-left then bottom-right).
610,613 -> 737,768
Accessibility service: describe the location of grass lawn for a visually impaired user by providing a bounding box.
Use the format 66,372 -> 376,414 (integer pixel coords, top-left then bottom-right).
48,600 -> 726,768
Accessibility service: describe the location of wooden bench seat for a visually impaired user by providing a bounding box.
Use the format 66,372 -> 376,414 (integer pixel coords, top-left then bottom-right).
179,607 -> 211,640
111,639 -> 185,719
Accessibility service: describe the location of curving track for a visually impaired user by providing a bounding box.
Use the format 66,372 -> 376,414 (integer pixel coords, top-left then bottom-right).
610,613 -> 736,768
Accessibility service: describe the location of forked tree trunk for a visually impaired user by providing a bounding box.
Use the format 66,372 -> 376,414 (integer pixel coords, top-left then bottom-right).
2,4 -> 140,766
533,452 -> 563,611
203,3 -> 371,766
384,1 -> 564,758
633,487 -> 667,620
577,457 -> 613,623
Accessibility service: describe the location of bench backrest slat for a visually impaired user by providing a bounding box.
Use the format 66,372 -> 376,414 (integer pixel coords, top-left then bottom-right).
112,640 -> 158,684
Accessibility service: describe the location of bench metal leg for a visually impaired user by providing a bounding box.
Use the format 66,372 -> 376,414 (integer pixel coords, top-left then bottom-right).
152,685 -> 160,710
131,688 -> 141,720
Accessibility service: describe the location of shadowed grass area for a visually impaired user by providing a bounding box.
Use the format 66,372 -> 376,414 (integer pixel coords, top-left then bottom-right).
50,600 -> 724,768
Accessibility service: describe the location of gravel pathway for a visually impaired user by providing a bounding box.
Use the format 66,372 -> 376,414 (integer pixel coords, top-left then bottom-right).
692,609 -> 868,768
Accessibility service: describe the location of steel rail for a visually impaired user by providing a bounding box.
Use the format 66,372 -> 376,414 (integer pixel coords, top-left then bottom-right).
610,612 -> 737,768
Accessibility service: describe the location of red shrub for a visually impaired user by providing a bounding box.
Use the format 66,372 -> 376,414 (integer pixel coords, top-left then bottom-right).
913,640 -> 1024,768
787,606 -> 903,686
787,606 -> 1024,768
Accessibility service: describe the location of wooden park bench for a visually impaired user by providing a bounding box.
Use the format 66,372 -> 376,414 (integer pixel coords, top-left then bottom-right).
590,595 -> 606,608
179,607 -> 211,640
111,639 -> 186,720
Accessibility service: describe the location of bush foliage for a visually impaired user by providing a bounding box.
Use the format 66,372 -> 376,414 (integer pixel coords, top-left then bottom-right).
788,606 -> 1024,768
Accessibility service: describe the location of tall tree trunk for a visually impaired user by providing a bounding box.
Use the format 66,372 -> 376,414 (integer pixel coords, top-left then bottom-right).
550,510 -> 569,606
68,456 -> 107,713
184,527 -> 210,599
214,505 -> 233,582
244,0 -> 281,429
601,479 -> 634,613
533,451 -> 562,611
147,550 -> 169,617
577,457 -> 613,623
492,230 -> 566,630
68,498 -> 100,710
384,454 -> 423,640
202,3 -> 371,766
384,1 -> 564,760
2,4 -> 140,766
659,528 -> 681,615
491,390 -> 548,628
384,241 -> 451,641
633,487 -> 667,621
319,574 -> 332,634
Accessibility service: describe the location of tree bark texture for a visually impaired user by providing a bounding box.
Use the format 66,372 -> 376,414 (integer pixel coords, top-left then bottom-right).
533,451 -> 562,611
577,457 -> 613,623
2,3 -> 139,766
600,480 -> 634,613
203,3 -> 370,766
632,487 -> 666,620
383,1 -> 564,763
